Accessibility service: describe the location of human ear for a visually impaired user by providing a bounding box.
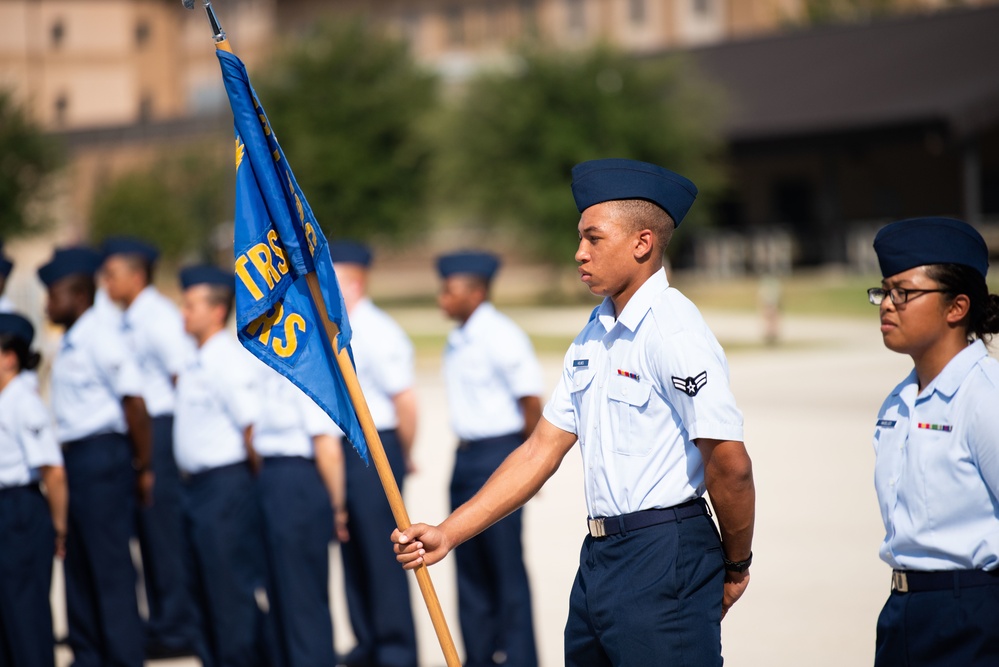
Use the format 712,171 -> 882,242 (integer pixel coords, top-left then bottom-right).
634,229 -> 654,261
945,293 -> 971,326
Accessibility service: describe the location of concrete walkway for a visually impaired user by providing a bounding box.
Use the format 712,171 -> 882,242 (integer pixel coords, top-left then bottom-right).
55,305 -> 925,666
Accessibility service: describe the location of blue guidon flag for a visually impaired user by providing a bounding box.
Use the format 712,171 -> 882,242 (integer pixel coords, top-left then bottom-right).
216,48 -> 368,462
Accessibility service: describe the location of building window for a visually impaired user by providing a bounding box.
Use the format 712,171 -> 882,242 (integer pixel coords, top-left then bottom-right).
629,0 -> 646,24
566,0 -> 586,35
54,93 -> 68,125
692,0 -> 712,16
401,11 -> 421,46
485,2 -> 504,41
445,6 -> 465,46
139,94 -> 153,123
135,20 -> 150,48
50,20 -> 65,48
519,0 -> 538,37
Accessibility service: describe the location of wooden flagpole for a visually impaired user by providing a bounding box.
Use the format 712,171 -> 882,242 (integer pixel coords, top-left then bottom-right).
304,275 -> 461,667
197,3 -> 461,663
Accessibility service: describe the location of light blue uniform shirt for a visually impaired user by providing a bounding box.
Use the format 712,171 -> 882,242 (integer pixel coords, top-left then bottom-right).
173,331 -> 259,474
50,307 -> 144,443
544,269 -> 744,519
348,298 -> 414,432
444,302 -> 544,441
0,372 -> 62,488
254,362 -> 338,459
121,286 -> 193,418
873,339 -> 999,571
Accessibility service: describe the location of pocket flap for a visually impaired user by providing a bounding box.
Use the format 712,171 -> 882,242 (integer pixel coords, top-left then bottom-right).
607,374 -> 652,407
570,369 -> 595,393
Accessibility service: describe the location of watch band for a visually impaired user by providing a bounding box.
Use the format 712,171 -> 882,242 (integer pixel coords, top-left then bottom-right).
723,551 -> 752,573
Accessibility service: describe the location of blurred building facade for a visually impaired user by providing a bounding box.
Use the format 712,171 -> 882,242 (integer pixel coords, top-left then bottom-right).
0,0 -> 997,270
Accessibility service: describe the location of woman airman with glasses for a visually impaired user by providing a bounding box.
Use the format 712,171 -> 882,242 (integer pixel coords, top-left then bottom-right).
868,216 -> 999,667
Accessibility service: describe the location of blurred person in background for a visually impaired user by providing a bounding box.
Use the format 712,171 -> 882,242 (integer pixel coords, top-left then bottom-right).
0,313 -> 66,667
330,240 -> 419,667
254,359 -> 347,667
101,237 -> 198,659
39,246 -> 151,667
0,245 -> 14,313
174,265 -> 268,667
395,159 -> 755,667
434,250 -> 543,667
869,217 -> 999,667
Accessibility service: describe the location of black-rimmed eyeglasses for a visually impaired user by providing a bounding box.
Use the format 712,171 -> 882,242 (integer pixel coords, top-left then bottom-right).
867,287 -> 951,306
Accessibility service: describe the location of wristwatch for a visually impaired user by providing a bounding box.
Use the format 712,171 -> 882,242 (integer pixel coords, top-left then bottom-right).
723,551 -> 752,573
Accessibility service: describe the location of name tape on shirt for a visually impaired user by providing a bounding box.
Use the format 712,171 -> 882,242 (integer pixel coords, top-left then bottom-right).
876,419 -> 897,428
573,359 -> 589,368
672,371 -> 707,397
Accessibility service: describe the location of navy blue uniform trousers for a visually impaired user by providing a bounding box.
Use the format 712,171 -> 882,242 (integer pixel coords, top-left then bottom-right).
137,414 -> 197,652
341,429 -> 418,667
0,484 -> 55,667
258,456 -> 335,667
564,509 -> 724,667
182,462 -> 268,667
875,583 -> 999,666
63,433 -> 144,667
450,434 -> 537,667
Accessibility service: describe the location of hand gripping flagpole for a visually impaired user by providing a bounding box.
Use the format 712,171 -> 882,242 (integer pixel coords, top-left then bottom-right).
185,3 -> 461,665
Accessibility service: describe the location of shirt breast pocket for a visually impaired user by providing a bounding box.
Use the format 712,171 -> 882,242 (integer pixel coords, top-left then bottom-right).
607,375 -> 654,456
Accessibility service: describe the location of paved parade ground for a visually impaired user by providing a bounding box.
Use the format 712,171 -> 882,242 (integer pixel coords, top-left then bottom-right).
54,304 -> 918,667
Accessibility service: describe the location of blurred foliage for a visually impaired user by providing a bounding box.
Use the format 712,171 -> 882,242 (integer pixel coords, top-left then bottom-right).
797,0 -> 931,24
89,149 -> 232,261
430,45 -> 727,264
256,20 -> 438,245
0,91 -> 63,238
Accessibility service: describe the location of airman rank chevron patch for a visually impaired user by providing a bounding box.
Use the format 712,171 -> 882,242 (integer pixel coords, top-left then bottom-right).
672,371 -> 707,397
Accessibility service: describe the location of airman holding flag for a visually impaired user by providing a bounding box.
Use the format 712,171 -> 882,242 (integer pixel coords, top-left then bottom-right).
394,159 -> 756,667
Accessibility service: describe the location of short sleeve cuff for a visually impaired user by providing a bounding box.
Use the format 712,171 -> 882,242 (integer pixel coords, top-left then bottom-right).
542,402 -> 576,435
686,420 -> 744,444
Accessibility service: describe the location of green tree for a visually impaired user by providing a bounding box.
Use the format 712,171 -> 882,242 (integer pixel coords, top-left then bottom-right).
89,148 -> 232,261
0,91 -> 63,237
256,20 -> 438,244
433,46 -> 726,264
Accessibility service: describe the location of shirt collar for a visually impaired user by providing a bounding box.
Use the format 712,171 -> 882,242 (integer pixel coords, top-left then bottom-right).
451,302 -> 496,344
199,330 -> 230,358
920,339 -> 989,399
63,307 -> 98,350
596,268 -> 669,333
125,285 -> 157,317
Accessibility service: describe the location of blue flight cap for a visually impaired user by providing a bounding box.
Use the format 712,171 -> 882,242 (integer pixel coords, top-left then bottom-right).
0,313 -> 34,346
179,265 -> 234,291
0,253 -> 11,278
436,251 -> 501,280
37,247 -> 103,287
874,217 -> 989,279
571,158 -> 698,226
329,240 -> 373,267
101,236 -> 160,263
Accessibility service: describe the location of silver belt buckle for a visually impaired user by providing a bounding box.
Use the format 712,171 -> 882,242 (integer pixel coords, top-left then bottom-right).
587,518 -> 606,538
891,570 -> 908,593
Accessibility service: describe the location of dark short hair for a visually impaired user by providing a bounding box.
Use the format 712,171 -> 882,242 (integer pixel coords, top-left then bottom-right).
607,199 -> 676,255
203,284 -> 235,322
0,333 -> 41,371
